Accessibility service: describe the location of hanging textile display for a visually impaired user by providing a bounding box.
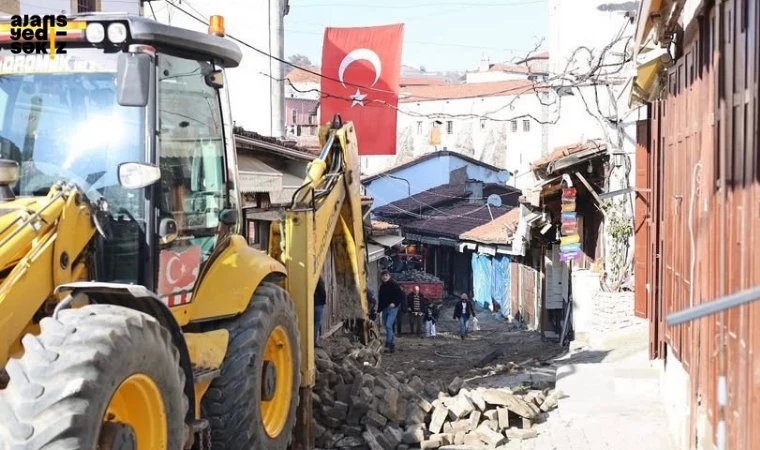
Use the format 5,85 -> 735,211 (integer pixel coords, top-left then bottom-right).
559,181 -> 581,262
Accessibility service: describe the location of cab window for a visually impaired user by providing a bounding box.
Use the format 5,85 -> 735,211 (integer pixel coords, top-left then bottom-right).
156,53 -> 225,298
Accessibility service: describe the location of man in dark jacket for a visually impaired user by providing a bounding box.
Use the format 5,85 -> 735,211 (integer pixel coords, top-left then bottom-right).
377,270 -> 405,352
452,292 -> 476,340
407,285 -> 427,336
314,277 -> 327,346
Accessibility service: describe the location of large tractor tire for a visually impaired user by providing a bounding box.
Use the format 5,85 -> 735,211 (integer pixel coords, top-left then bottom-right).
0,304 -> 188,450
201,282 -> 301,450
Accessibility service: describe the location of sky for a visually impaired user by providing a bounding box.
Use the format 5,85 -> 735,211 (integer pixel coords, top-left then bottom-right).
283,0 -> 549,72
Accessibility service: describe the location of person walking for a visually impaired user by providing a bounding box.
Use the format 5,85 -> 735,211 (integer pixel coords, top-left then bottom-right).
378,270 -> 405,352
452,293 -> 476,340
314,277 -> 327,347
407,285 -> 427,337
425,301 -> 440,338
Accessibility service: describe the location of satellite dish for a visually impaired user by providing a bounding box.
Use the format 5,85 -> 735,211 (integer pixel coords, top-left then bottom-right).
486,194 -> 503,207
497,170 -> 511,183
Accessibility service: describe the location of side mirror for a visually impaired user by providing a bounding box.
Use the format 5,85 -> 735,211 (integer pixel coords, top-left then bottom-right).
219,208 -> 238,226
158,217 -> 178,245
117,51 -> 151,107
118,162 -> 161,189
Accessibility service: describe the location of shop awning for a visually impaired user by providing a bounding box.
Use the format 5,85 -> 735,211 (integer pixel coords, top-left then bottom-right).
630,45 -> 667,106
367,244 -> 386,263
369,234 -> 405,249
238,154 -> 282,193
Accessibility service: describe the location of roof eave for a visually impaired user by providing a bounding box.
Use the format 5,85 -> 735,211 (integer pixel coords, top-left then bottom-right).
235,135 -> 314,161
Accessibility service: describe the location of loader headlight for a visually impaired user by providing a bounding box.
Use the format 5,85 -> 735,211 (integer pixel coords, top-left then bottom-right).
118,162 -> 162,189
107,23 -> 128,44
0,159 -> 19,185
85,23 -> 105,44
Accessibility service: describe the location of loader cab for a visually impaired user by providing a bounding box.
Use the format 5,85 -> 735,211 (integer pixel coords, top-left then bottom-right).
0,14 -> 244,297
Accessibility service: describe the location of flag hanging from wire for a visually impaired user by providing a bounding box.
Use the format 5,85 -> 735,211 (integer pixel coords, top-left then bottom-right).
319,23 -> 404,156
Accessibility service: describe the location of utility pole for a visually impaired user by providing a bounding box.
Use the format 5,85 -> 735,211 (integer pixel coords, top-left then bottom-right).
269,0 -> 287,139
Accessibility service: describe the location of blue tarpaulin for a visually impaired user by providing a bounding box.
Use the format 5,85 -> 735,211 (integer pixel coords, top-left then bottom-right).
492,254 -> 511,317
471,253 -> 511,315
471,253 -> 492,310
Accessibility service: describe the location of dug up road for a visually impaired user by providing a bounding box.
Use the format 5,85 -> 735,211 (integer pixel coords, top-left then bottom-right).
370,299 -> 564,386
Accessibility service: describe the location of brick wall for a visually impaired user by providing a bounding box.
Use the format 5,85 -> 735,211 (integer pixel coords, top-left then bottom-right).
590,291 -> 635,334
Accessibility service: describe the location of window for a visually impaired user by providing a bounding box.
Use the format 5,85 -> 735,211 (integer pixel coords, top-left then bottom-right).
0,49 -> 146,284
77,0 -> 96,12
523,119 -> 530,132
446,120 -> 453,134
510,120 -> 518,132
416,121 -> 423,135
308,113 -> 315,125
157,53 -> 227,296
292,108 -> 297,124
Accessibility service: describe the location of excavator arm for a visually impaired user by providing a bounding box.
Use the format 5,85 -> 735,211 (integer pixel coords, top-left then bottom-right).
268,115 -> 371,448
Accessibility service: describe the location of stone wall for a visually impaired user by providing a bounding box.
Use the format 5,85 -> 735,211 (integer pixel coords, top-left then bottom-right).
590,290 -> 635,334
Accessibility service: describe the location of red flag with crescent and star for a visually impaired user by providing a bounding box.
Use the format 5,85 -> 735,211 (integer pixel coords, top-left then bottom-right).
319,24 -> 404,156
157,246 -> 202,297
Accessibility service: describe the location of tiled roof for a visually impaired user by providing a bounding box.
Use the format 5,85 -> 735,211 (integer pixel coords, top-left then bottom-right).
372,183 -> 471,217
459,207 -> 520,245
399,80 -> 546,103
530,139 -> 607,169
403,204 -> 513,239
400,76 -> 445,86
487,63 -> 531,73
234,127 -> 318,158
285,66 -> 321,83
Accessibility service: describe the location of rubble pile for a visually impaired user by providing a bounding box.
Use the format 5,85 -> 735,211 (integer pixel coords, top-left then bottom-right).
392,270 -> 441,283
313,340 -> 561,450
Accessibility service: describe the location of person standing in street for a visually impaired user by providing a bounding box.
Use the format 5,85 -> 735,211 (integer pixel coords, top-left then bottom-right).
452,292 -> 475,340
314,277 -> 327,347
407,285 -> 427,337
378,270 -> 405,352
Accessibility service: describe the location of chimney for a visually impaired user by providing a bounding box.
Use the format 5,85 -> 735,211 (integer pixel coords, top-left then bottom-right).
479,54 -> 490,72
465,179 -> 484,203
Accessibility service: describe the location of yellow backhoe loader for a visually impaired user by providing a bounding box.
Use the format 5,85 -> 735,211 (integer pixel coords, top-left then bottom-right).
0,13 -> 371,450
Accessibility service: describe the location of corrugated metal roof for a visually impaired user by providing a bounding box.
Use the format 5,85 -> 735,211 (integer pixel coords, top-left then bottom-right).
237,153 -> 281,174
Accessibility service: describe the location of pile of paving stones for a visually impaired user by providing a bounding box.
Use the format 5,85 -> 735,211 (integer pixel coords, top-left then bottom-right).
391,270 -> 442,283
313,340 -> 562,449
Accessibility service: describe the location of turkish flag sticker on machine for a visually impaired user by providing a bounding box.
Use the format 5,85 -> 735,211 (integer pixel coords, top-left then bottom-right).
158,246 -> 202,305
320,24 -> 404,156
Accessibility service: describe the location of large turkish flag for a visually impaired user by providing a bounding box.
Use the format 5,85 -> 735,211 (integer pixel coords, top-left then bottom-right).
320,24 -> 404,156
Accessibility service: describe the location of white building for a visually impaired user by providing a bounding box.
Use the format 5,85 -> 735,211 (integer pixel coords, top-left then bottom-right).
376,80 -> 549,179
1,0 -> 139,15
146,0 -> 288,138
465,52 -> 549,84
284,58 -> 552,181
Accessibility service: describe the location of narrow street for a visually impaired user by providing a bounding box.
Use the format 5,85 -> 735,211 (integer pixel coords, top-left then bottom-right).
315,301 -> 676,450
378,301 -> 563,386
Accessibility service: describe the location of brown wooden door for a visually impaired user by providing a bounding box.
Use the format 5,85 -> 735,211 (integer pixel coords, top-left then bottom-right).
634,119 -> 651,319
